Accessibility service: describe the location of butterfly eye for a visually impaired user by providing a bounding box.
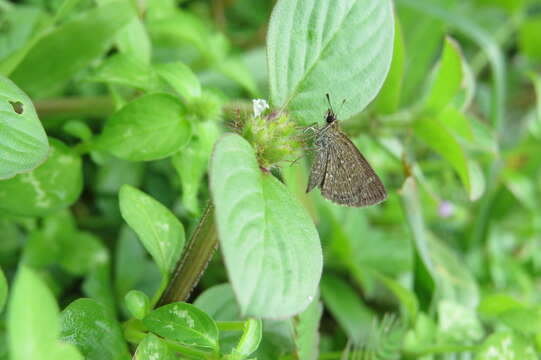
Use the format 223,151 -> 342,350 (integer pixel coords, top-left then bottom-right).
326,112 -> 336,124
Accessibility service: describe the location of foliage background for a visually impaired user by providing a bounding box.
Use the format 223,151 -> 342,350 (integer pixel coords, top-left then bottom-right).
1,0 -> 541,359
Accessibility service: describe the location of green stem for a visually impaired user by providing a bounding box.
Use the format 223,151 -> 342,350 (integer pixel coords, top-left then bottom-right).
35,96 -> 115,121
157,203 -> 218,306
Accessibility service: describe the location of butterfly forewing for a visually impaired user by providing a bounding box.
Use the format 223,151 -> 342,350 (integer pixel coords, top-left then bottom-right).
321,129 -> 386,206
306,120 -> 387,207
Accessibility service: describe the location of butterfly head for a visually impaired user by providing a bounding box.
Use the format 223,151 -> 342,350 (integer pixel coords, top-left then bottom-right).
325,108 -> 337,124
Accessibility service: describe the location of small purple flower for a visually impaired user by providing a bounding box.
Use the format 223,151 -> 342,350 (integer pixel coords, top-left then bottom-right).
438,201 -> 454,218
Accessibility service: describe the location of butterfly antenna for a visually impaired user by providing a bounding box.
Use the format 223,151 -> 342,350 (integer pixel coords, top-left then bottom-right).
325,93 -> 335,113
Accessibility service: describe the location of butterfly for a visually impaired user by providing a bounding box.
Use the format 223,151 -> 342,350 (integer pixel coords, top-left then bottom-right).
305,94 -> 387,207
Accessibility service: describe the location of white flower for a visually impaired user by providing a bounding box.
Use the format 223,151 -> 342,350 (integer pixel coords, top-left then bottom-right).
252,99 -> 269,118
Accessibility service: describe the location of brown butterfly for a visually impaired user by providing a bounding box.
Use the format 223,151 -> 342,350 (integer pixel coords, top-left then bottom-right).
305,94 -> 387,207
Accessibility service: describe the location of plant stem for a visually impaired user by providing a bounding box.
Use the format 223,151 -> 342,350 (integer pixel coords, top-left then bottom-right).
35,96 -> 115,120
157,203 -> 218,306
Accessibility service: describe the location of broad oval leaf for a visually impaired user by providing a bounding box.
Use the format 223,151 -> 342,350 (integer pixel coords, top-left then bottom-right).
135,334 -> 176,360
119,185 -> 185,276
10,0 -> 135,96
210,134 -> 322,319
143,302 -> 219,351
0,75 -> 48,179
0,138 -> 83,217
267,0 -> 394,124
98,93 -> 191,161
60,298 -> 130,360
8,266 -> 82,360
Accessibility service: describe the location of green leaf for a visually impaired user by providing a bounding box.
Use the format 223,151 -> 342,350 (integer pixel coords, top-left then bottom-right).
230,318 -> 263,359
0,138 -> 83,217
82,262 -> 117,312
60,298 -> 130,360
320,274 -> 374,343
267,0 -> 395,125
294,297 -> 323,360
194,283 -> 241,321
10,0 -> 135,97
531,73 -> 541,124
154,61 -> 202,101
0,267 -> 7,313
134,334 -> 176,360
373,18 -> 405,115
116,17 -> 152,65
413,117 -> 470,196
98,93 -> 192,161
475,332 -> 537,360
425,37 -> 464,112
8,266 -> 82,360
216,57 -> 259,97
89,53 -> 155,90
439,106 -> 474,141
498,307 -> 541,335
125,289 -> 150,320
119,185 -> 185,276
143,302 -> 219,351
59,231 -> 109,276
210,134 -> 322,318
519,16 -> 541,61
0,74 -> 48,179
399,178 -> 436,309
397,0 -> 506,131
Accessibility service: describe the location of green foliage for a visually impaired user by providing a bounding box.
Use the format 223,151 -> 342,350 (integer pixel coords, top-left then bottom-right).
267,0 -> 394,125
0,75 -> 48,179
1,0 -> 541,359
210,133 -> 322,318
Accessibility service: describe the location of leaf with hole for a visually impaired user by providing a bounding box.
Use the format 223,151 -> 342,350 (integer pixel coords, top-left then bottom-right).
0,74 -> 48,179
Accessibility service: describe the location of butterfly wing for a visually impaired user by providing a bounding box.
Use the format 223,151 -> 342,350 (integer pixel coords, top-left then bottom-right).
321,130 -> 387,207
306,146 -> 328,193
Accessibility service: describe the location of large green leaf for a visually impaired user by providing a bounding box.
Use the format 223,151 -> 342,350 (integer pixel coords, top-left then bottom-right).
210,134 -> 322,318
8,266 -> 82,360
0,74 -> 48,179
60,298 -> 130,360
10,0 -> 135,97
119,185 -> 185,276
98,93 -> 192,161
143,302 -> 219,352
267,0 -> 394,124
0,138 -> 82,217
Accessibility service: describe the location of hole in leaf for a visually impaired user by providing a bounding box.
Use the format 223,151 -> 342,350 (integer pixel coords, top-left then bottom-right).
9,101 -> 24,114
